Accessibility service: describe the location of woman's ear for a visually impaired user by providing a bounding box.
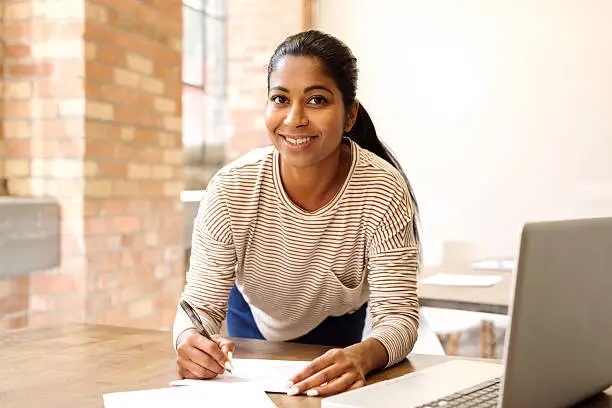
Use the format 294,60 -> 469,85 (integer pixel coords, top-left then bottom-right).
344,100 -> 360,133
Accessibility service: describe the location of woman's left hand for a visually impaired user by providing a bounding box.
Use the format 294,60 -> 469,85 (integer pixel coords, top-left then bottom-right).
286,347 -> 367,397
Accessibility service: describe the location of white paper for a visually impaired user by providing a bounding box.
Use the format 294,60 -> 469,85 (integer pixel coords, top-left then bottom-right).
103,383 -> 276,408
170,358 -> 311,393
420,273 -> 502,287
472,259 -> 515,271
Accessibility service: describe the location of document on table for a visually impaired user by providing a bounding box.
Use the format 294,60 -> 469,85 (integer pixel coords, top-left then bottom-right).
170,358 -> 311,393
420,273 -> 502,287
103,383 -> 276,408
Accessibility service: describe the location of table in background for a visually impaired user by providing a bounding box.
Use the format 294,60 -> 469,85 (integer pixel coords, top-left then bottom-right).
1,324 -> 610,408
419,267 -> 513,315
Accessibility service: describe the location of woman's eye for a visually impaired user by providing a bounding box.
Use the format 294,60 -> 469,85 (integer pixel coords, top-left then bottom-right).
308,96 -> 327,105
271,95 -> 288,104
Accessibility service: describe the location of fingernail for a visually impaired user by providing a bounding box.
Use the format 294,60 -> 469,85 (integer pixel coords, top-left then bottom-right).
285,381 -> 294,388
306,389 -> 319,397
286,387 -> 299,396
227,352 -> 234,369
225,360 -> 232,371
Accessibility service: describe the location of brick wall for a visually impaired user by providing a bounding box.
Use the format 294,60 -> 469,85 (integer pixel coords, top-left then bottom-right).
0,275 -> 29,331
0,1 -> 6,195
226,0 -> 310,159
1,0 -> 86,328
83,0 -> 184,329
0,0 -> 184,331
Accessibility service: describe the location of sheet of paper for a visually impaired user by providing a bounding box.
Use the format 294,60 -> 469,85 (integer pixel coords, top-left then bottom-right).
103,383 -> 276,408
170,358 -> 311,393
420,273 -> 502,287
472,259 -> 515,271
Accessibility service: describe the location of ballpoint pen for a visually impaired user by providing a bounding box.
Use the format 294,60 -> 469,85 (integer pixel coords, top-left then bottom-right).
179,299 -> 233,374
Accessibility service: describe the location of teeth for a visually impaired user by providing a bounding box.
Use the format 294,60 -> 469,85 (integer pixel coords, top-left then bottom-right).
286,137 -> 313,145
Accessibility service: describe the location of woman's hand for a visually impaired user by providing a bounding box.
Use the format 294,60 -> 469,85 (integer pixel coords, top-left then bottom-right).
287,338 -> 388,397
176,329 -> 235,379
287,347 -> 367,397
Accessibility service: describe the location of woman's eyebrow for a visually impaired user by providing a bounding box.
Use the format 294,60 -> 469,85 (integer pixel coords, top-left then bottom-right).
303,85 -> 333,94
269,85 -> 333,94
270,85 -> 289,93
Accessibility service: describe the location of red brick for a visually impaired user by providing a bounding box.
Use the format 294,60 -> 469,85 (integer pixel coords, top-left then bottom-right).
86,61 -> 114,81
139,146 -> 163,162
5,43 -> 31,58
114,216 -> 141,232
84,217 -> 108,235
31,275 -> 81,295
11,275 -> 30,296
85,21 -> 116,44
153,63 -> 180,81
4,22 -> 32,39
8,61 -> 54,77
98,163 -> 127,178
139,181 -> 161,196
112,143 -> 139,161
99,199 -> 127,215
0,293 -> 28,314
97,84 -> 132,104
159,229 -> 182,246
8,314 -> 29,330
97,43 -> 127,67
84,201 -> 99,217
87,139 -> 116,158
126,199 -> 152,213
5,139 -> 32,157
41,119 -> 83,138
5,101 -> 31,118
89,253 -> 122,272
85,236 -> 106,253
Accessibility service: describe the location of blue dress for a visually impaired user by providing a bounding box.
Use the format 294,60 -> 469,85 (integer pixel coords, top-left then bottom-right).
226,285 -> 367,348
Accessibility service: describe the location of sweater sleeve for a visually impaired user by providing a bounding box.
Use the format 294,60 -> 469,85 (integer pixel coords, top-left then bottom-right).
173,175 -> 238,350
365,184 -> 420,367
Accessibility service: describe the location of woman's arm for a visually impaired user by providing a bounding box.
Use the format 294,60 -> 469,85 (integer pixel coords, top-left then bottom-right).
363,188 -> 419,368
173,175 -> 238,349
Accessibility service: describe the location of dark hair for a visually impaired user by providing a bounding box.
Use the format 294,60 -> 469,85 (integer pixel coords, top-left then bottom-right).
268,30 -> 421,254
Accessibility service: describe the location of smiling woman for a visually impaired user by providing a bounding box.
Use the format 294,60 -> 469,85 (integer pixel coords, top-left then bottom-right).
174,30 -> 422,397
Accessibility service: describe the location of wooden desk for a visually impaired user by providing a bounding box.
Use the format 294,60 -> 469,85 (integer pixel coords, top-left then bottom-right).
0,324 -> 610,408
419,268 -> 513,315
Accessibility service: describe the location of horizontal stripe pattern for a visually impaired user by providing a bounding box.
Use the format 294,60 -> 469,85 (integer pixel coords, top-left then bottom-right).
174,139 -> 419,366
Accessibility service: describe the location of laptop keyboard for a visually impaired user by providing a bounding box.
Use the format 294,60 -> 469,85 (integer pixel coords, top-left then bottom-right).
415,377 -> 502,408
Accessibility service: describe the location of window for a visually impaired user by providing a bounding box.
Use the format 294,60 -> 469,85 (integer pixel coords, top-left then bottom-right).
182,0 -> 228,176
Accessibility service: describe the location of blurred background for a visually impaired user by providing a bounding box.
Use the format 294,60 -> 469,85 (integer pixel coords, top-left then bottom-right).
1,0 -> 611,359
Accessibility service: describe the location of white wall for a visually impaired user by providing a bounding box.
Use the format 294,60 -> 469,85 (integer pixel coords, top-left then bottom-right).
315,0 -> 612,265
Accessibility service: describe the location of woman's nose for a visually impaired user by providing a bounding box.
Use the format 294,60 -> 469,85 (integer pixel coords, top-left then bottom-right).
283,104 -> 308,127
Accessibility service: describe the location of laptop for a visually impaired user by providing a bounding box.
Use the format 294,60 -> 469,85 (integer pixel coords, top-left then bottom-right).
323,217 -> 612,408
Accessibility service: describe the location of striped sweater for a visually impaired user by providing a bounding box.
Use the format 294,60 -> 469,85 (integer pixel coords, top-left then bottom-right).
174,139 -> 419,367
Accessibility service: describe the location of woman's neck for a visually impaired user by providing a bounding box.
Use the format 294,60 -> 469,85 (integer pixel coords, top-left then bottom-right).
279,142 -> 351,212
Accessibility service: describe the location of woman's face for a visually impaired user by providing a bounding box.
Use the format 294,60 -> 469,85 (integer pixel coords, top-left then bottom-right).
266,56 -> 353,169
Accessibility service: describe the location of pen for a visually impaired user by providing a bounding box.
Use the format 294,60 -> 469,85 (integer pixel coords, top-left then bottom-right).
179,299 -> 233,374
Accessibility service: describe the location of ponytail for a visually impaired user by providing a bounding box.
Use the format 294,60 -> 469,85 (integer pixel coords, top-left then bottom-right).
347,104 -> 421,255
